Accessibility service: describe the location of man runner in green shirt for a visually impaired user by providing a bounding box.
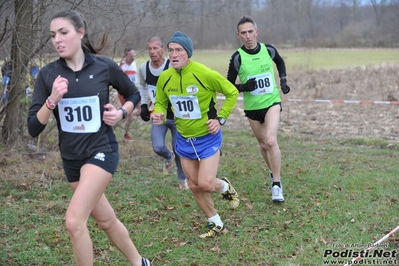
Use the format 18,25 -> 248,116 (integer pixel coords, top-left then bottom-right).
152,31 -> 240,238
227,16 -> 291,203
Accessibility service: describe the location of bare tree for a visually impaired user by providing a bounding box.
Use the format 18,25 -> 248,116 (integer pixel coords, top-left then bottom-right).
370,0 -> 387,27
0,0 -> 232,147
0,0 -> 399,148
1,0 -> 34,146
351,0 -> 362,21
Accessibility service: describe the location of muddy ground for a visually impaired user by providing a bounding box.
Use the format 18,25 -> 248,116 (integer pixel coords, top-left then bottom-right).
225,64 -> 399,142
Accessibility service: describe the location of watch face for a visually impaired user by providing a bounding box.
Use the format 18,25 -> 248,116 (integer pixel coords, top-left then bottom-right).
218,117 -> 226,125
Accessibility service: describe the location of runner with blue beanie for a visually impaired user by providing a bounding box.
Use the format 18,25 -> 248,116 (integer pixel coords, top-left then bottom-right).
153,31 -> 240,238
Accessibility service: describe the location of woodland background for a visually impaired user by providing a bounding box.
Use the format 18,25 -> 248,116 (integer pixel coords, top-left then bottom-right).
0,0 -> 398,147
1,2 -> 399,265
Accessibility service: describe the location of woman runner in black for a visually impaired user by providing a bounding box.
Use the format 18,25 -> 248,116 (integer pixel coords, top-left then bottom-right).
27,9 -> 151,266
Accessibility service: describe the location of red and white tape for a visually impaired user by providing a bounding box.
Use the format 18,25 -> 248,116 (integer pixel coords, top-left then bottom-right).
343,225 -> 399,266
217,96 -> 399,105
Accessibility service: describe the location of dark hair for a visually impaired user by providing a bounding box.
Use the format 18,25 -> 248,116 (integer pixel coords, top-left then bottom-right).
51,10 -> 108,54
236,16 -> 258,32
123,48 -> 134,54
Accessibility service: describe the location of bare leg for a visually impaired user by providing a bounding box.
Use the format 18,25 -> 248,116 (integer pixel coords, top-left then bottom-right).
91,194 -> 142,265
180,152 -> 224,218
66,164 -> 143,266
247,105 -> 282,182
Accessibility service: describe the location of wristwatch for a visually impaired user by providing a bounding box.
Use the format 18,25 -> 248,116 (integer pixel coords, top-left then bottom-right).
217,117 -> 226,125
118,107 -> 127,119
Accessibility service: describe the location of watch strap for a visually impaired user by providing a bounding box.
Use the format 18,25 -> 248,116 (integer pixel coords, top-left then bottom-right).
118,107 -> 127,119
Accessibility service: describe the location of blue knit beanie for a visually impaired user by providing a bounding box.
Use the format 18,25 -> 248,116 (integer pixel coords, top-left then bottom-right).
167,31 -> 193,58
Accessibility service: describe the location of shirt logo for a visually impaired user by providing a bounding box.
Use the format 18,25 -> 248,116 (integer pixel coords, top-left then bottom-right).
186,85 -> 198,94
73,123 -> 86,131
89,75 -> 94,79
94,152 -> 105,161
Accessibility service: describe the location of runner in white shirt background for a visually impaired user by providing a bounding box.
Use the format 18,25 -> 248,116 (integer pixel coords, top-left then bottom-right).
138,36 -> 188,189
119,48 -> 141,141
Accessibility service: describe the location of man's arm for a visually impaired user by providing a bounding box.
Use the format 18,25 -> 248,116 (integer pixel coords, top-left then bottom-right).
138,62 -> 148,105
226,51 -> 240,85
266,44 -> 290,94
212,71 -> 239,120
266,44 -> 287,78
153,73 -> 170,123
226,51 -> 256,92
138,62 -> 151,122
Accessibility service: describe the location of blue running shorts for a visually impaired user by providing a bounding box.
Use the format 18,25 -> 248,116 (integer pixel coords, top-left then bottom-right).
175,130 -> 222,160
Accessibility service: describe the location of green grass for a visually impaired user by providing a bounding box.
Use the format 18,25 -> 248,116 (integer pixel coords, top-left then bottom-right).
1,128 -> 399,265
2,49 -> 399,265
282,48 -> 399,73
134,48 -> 399,76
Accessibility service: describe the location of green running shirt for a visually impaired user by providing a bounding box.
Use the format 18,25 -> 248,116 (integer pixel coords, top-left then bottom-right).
154,60 -> 238,138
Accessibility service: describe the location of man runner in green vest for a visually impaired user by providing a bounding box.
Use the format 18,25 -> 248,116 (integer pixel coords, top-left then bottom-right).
227,16 -> 291,203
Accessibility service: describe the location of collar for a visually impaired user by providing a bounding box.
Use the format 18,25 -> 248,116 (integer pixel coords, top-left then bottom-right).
59,48 -> 94,70
174,60 -> 192,74
240,43 -> 261,55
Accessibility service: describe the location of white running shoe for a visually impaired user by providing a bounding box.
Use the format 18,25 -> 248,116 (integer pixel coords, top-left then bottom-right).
272,185 -> 284,202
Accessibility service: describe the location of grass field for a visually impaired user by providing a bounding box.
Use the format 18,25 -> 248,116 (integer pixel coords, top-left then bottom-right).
1,49 -> 399,265
134,48 -> 399,76
2,130 -> 399,265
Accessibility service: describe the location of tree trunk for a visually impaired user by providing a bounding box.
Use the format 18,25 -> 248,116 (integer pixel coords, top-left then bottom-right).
1,0 -> 33,146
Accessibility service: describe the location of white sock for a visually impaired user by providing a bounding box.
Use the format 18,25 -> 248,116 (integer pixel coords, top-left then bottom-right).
208,214 -> 223,227
220,179 -> 229,193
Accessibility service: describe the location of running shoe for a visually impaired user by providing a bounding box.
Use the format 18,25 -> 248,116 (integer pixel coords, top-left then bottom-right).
178,179 -> 189,189
163,151 -> 175,175
221,177 -> 240,209
272,185 -> 285,202
141,257 -> 152,266
199,222 -> 225,238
